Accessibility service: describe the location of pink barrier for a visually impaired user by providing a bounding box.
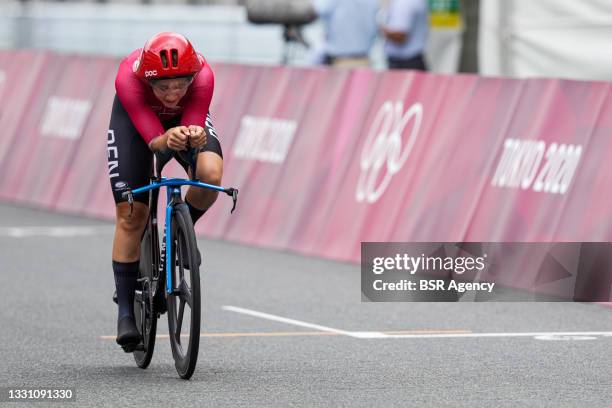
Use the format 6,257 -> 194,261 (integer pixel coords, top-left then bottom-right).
54,58 -> 118,217
288,69 -> 381,257
257,68 -> 354,251
0,49 -> 610,300
391,76 -> 524,243
0,50 -> 52,193
0,52 -> 71,203
313,71 -> 456,261
0,55 -> 110,209
465,79 -> 610,241
552,83 -> 612,241
216,67 -> 332,246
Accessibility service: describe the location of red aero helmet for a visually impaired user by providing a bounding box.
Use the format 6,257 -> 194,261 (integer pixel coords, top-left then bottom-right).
133,32 -> 203,80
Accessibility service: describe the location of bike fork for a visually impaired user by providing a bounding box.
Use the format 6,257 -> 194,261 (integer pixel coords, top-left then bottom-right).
163,188 -> 182,296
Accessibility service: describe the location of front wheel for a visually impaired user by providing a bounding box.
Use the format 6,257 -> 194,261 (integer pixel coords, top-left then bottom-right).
167,204 -> 201,380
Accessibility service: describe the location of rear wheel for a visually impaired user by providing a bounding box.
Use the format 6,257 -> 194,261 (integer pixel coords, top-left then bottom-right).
133,222 -> 158,368
167,204 -> 201,380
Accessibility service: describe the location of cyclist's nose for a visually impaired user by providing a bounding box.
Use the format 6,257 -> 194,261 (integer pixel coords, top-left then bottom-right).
164,94 -> 180,104
171,87 -> 187,98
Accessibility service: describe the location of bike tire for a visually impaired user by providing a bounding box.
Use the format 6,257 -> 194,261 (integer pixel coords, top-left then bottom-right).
167,203 -> 201,380
133,222 -> 158,368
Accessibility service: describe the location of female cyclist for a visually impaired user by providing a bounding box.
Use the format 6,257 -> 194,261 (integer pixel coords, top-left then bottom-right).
107,32 -> 222,349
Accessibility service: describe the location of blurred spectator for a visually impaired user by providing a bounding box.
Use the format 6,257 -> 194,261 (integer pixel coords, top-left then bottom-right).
380,0 -> 429,70
311,0 -> 379,68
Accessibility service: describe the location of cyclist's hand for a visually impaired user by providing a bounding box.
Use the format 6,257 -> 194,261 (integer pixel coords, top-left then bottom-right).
188,125 -> 207,149
166,126 -> 190,151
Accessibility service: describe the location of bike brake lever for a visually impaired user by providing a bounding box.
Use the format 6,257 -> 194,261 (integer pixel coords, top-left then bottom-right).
225,188 -> 238,214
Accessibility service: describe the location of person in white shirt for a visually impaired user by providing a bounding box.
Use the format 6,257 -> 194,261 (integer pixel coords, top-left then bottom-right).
380,0 -> 429,70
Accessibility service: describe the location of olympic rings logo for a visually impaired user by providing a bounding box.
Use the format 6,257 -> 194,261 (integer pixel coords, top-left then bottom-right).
356,101 -> 423,203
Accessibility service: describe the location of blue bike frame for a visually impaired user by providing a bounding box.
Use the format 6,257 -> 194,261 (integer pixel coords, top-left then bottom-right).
122,178 -> 238,296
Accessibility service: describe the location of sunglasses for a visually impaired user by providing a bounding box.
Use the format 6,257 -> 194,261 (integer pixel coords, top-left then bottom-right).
149,76 -> 194,93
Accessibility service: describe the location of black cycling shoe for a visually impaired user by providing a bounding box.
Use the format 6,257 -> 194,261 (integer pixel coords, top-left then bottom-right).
116,315 -> 141,350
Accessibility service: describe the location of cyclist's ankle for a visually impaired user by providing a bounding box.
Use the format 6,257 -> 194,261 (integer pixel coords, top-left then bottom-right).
118,312 -> 135,321
113,260 -> 139,321
185,199 -> 206,224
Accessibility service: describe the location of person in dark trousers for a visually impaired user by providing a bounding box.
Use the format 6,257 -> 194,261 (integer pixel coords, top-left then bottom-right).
381,0 -> 429,70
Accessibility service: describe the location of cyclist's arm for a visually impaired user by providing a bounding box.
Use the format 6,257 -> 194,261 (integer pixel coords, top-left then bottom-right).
180,62 -> 214,129
115,55 -> 166,147
381,27 -> 407,44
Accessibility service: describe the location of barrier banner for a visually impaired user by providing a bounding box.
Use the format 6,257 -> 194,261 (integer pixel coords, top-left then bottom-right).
254,68 -> 352,250
0,50 -> 49,194
0,52 -> 72,203
0,49 -> 610,302
388,76 -> 524,243
287,69 -> 381,256
465,79 -> 610,242
53,59 -> 118,217
216,67 -> 329,245
543,83 -> 612,241
310,70 -> 429,260
310,71 -> 472,261
0,55 -> 106,208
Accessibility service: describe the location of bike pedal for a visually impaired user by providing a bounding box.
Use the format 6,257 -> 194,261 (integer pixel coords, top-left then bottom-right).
121,343 -> 144,353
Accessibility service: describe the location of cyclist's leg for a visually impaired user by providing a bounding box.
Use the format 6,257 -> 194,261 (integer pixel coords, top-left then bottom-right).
185,151 -> 223,220
184,112 -> 224,224
108,95 -> 152,345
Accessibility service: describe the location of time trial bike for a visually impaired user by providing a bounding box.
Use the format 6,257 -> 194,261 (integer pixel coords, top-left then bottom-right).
116,150 -> 237,379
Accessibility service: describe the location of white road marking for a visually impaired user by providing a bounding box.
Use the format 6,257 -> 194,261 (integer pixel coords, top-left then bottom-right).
223,305 -> 612,340
534,335 -> 598,341
384,332 -> 612,339
0,226 -> 114,238
222,305 -> 371,338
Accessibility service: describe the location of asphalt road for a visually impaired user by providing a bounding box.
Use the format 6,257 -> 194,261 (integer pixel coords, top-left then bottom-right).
0,204 -> 610,407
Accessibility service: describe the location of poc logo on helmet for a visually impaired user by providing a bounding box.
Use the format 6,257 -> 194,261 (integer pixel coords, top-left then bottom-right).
355,101 -> 423,204
144,70 -> 158,78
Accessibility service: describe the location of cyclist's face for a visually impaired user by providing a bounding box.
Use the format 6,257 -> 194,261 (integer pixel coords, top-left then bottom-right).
150,77 -> 193,107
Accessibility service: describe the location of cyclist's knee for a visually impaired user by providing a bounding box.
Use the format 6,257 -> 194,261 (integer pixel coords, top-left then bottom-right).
196,164 -> 222,186
115,202 -> 148,234
195,152 -> 223,186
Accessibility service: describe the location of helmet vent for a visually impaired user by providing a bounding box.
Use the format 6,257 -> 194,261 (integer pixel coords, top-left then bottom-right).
171,49 -> 179,67
160,51 -> 169,69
